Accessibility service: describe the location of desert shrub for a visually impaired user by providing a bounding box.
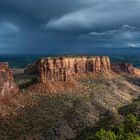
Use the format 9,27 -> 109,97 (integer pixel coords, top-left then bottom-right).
85,129 -> 116,140
118,98 -> 140,116
111,125 -> 124,136
94,129 -> 116,140
124,114 -> 138,132
123,133 -> 140,140
84,114 -> 140,140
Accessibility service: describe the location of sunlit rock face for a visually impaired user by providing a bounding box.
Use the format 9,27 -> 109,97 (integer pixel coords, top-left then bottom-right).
25,56 -> 111,83
134,68 -> 140,76
0,62 -> 19,99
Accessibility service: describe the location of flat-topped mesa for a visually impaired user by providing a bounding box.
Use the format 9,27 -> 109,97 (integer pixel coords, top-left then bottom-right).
36,56 -> 111,83
0,62 -> 19,99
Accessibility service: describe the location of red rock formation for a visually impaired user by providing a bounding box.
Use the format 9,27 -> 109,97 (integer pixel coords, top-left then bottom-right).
25,57 -> 140,83
111,63 -> 135,75
0,62 -> 19,99
134,68 -> 140,76
34,56 -> 112,83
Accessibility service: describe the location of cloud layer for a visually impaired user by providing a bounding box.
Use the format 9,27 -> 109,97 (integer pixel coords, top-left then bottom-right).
0,0 -> 140,54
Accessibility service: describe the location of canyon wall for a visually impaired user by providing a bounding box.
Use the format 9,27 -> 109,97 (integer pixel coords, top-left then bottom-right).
29,56 -> 111,83
0,62 -> 19,98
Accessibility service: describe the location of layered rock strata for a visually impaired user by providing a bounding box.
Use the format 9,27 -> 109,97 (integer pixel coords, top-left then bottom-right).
25,56 -> 140,83
25,56 -> 111,83
0,62 -> 19,98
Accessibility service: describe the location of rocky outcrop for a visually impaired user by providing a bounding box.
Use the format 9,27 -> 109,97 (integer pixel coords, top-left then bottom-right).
0,62 -> 19,99
134,68 -> 140,76
25,56 -> 140,83
111,63 -> 136,75
24,60 -> 39,75
25,56 -> 111,83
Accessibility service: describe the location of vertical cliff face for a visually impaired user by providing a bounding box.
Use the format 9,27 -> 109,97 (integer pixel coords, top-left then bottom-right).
36,56 -> 112,83
24,56 -> 140,84
0,62 -> 19,99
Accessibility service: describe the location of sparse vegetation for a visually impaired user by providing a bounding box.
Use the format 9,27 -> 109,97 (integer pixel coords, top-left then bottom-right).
84,114 -> 140,140
77,97 -> 140,140
0,70 -> 140,140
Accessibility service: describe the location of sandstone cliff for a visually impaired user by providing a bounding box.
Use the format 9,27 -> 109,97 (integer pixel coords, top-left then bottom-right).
36,56 -> 111,83
25,56 -> 140,84
0,62 -> 19,99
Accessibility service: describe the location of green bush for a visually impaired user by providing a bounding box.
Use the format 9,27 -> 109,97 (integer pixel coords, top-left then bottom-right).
123,133 -> 140,140
95,129 -> 116,140
85,129 -> 116,140
84,114 -> 140,140
111,125 -> 124,135
124,114 -> 138,132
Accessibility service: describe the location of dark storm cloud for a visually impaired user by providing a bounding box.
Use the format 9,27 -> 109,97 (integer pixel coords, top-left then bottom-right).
0,22 -> 19,53
0,0 -> 140,54
0,0 -> 92,27
46,0 -> 140,31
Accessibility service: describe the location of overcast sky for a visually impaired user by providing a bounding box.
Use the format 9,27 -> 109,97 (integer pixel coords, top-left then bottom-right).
0,0 -> 140,54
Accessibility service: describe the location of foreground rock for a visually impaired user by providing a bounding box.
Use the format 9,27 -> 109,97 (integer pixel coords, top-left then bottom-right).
0,62 -> 19,99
